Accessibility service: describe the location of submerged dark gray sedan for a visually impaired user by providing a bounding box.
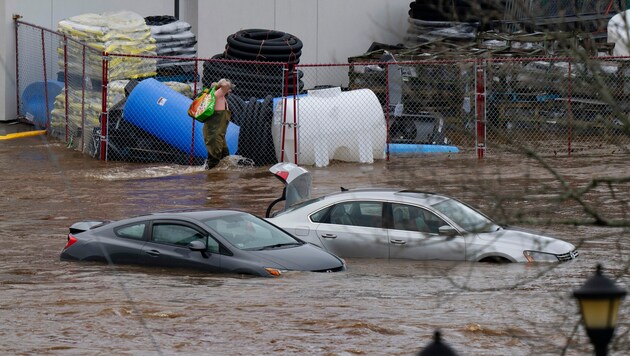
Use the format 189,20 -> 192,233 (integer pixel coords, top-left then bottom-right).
60,209 -> 346,277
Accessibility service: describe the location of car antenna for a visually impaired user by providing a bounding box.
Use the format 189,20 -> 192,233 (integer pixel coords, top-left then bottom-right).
340,187 -> 348,191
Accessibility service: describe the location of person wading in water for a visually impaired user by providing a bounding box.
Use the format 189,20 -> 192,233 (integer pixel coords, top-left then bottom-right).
203,78 -> 234,169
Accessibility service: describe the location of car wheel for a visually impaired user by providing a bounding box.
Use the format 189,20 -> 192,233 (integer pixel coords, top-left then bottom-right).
479,256 -> 511,263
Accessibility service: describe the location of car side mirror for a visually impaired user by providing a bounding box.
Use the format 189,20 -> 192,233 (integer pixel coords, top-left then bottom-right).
188,240 -> 210,258
438,225 -> 459,237
188,240 -> 207,251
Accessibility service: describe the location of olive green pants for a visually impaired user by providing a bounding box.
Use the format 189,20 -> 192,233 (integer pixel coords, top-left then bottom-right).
202,110 -> 231,169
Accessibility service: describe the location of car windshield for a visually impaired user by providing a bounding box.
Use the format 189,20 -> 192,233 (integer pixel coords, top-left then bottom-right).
203,213 -> 302,250
432,198 -> 500,233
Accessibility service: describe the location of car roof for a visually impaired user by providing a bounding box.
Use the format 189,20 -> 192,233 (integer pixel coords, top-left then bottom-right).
319,188 -> 451,205
142,209 -> 246,220
72,209 -> 252,234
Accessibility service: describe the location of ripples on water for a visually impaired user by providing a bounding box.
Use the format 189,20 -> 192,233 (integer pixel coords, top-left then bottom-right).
0,135 -> 628,355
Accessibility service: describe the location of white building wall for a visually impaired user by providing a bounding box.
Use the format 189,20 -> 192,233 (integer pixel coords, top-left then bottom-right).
0,2 -> 6,122
1,0 -> 410,121
197,0 -> 409,63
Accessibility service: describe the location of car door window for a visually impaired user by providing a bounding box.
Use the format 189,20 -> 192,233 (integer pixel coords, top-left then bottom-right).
329,204 -> 353,225
328,202 -> 382,228
206,236 -> 220,253
152,223 -> 205,246
391,203 -> 446,234
115,223 -> 147,240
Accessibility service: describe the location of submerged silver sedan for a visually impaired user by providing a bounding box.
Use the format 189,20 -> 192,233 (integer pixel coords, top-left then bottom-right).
265,163 -> 579,263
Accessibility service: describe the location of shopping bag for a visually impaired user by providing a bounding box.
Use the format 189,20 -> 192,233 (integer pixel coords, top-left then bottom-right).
188,86 -> 216,122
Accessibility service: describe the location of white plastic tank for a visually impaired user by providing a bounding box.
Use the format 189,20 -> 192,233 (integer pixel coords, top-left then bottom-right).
608,10 -> 630,56
272,87 -> 386,167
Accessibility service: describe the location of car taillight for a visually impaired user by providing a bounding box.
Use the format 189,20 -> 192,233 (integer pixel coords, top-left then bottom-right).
64,234 -> 78,250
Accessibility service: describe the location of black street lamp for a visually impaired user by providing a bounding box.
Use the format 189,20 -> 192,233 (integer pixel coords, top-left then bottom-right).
417,330 -> 458,356
573,264 -> 627,356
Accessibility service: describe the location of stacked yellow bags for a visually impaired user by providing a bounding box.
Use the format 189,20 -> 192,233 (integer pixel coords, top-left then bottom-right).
57,10 -> 157,81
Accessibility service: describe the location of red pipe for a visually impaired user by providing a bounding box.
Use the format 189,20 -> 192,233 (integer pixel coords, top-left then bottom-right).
605,0 -> 614,16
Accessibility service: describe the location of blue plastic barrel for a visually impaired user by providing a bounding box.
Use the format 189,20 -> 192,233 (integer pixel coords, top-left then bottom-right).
226,122 -> 239,155
21,80 -> 64,127
124,78 -> 239,158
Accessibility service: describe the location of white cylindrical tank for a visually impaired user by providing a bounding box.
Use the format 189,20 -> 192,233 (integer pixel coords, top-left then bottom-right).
272,87 -> 386,167
608,10 -> 630,56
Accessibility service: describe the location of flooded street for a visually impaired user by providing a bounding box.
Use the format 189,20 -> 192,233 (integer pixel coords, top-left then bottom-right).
1,131 -> 629,355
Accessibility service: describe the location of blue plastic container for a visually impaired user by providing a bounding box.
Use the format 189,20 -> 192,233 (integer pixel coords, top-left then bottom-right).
124,78 -> 239,158
21,80 -> 64,127
387,143 -> 459,154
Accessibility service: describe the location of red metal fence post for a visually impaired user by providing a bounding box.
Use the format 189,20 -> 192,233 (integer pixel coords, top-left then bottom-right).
80,46 -> 87,153
100,51 -> 109,161
63,34 -> 69,142
41,29 -> 50,129
385,62 -> 390,161
280,64 -> 289,163
567,61 -> 573,157
475,59 -> 486,159
291,64 -> 299,165
14,15 -> 22,121
190,58 -> 200,165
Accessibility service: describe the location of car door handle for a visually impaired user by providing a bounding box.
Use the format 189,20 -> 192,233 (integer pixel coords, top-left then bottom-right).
145,249 -> 160,257
390,239 -> 407,245
321,233 -> 337,239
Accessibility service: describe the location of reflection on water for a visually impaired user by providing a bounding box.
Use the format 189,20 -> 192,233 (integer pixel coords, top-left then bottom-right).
0,134 -> 628,355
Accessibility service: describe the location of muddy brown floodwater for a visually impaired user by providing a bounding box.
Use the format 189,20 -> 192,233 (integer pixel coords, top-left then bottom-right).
1,132 -> 629,355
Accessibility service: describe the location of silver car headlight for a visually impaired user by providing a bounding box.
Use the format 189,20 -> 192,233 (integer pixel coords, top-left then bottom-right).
523,250 -> 559,262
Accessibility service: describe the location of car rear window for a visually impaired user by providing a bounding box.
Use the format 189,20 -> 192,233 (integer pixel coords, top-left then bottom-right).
115,223 -> 146,240
274,196 -> 324,217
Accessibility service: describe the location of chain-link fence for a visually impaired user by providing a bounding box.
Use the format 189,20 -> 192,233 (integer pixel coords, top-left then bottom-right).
294,61 -> 475,165
15,19 -> 630,167
16,19 -> 105,156
106,54 -> 289,166
484,56 -> 630,156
